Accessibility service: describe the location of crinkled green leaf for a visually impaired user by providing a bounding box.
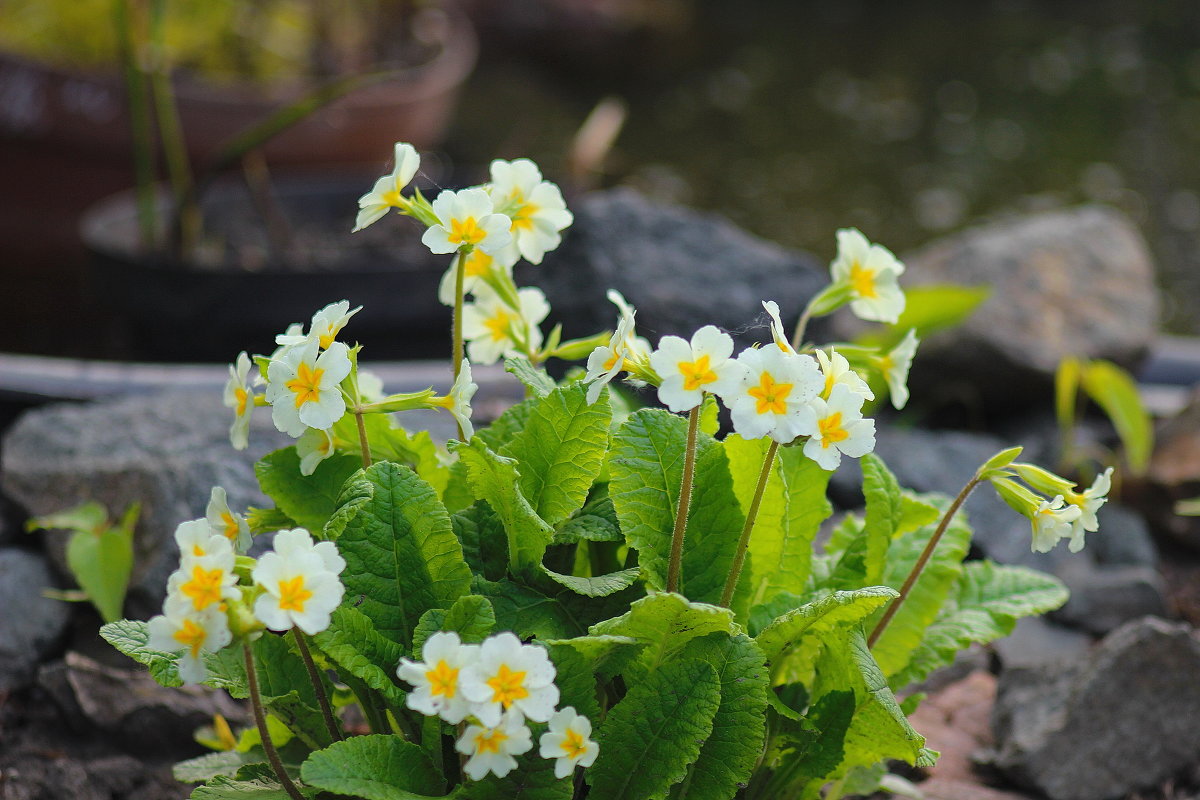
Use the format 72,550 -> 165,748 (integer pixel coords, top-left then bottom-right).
174,751 -> 262,783
335,413 -> 452,499
669,633 -> 769,800
588,659 -> 721,800
253,634 -> 334,749
451,502 -> 508,581
190,775 -> 319,799
475,397 -> 535,452
255,447 -> 361,534
754,587 -> 898,667
547,643 -> 602,722
896,494 -> 941,536
551,513 -> 622,545
412,594 -> 496,655
312,605 -> 406,705
449,438 -> 554,577
725,436 -> 832,612
540,565 -> 641,597
471,577 -> 588,641
861,454 -> 902,586
680,434 -> 746,605
300,735 -> 444,800
760,690 -> 854,800
326,462 -> 472,647
505,356 -> 557,397
500,384 -> 611,528
590,593 -> 736,683
100,619 -> 244,693
890,560 -> 1068,689
698,394 -> 720,437
544,635 -> 643,684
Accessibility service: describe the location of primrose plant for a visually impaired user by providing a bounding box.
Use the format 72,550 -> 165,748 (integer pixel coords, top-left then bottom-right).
102,143 -> 1112,800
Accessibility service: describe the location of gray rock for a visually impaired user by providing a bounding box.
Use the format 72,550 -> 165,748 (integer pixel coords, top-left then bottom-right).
991,616 -> 1093,670
0,548 -> 71,691
1089,503 -> 1158,568
991,617 -> 1200,800
1051,562 -> 1168,635
897,206 -> 1160,410
1,391 -> 290,617
1146,385 -> 1200,551
533,187 -> 831,347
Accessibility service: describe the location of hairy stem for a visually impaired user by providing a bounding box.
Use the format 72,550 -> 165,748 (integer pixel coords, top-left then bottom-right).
355,410 -> 373,469
244,642 -> 306,800
291,629 -> 341,743
867,475 -> 983,648
452,250 -> 466,440
721,440 -> 779,607
666,405 -> 701,594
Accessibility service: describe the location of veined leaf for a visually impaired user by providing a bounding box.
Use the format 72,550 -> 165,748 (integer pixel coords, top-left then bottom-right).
312,606 -> 406,705
334,414 -> 450,499
190,775 -> 320,799
861,454 -> 902,586
472,577 -> 589,641
541,565 -> 641,597
449,438 -> 554,577
669,633 -> 770,800
544,635 -> 643,683
500,383 -> 611,527
451,502 -> 508,581
755,587 -> 898,669
590,593 -> 735,682
255,447 -> 361,535
551,513 -> 622,545
411,594 -> 496,655
475,397 -> 535,452
588,659 -> 721,800
326,462 -> 471,648
100,619 -> 245,695
300,735 -> 444,800
760,690 -> 854,800
547,642 -> 602,722
1080,359 -> 1154,475
505,356 -> 557,397
253,634 -> 334,750
681,435 -> 746,605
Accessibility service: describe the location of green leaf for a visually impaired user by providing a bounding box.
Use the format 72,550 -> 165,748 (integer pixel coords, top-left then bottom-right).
725,436 -> 832,612
255,448 -> 361,534
669,634 -> 769,800
500,383 -> 611,528
451,501 -> 509,581
890,561 -> 1068,689
1080,359 -> 1154,475
854,285 -> 991,349
547,643 -> 602,722
540,565 -> 641,597
545,634 -> 642,687
979,446 -> 1024,477
312,606 -> 406,705
698,393 -> 720,437
449,438 -> 554,577
754,587 -> 898,668
760,690 -> 854,799
475,397 -> 535,452
861,454 -> 902,586
300,735 -> 444,800
505,356 -> 557,397
412,594 -> 497,654
190,775 -> 319,799
26,501 -> 108,535
551,513 -> 623,545
327,462 -> 472,647
247,506 -> 298,535
66,522 -> 133,623
253,634 -> 334,749
455,749 -> 570,800
174,751 -> 262,783
588,659 -> 722,800
590,593 -> 736,682
680,434 -> 747,605
472,578 -> 588,641
100,619 -> 181,688
1055,358 -> 1083,434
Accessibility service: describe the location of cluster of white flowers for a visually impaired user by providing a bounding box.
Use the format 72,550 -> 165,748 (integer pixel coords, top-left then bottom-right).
147,504 -> 346,684
397,631 -> 598,781
998,464 -> 1114,553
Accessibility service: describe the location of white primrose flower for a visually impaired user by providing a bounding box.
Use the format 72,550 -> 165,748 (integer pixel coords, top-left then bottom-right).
296,427 -> 336,476
147,595 -> 232,684
583,291 -> 644,405
265,339 -> 353,437
815,347 -> 874,402
1031,495 -> 1084,553
422,187 -> 513,256
353,142 -> 421,232
168,537 -> 239,613
762,300 -> 796,354
460,632 -> 559,728
174,518 -> 230,561
1068,466 -> 1114,535
797,383 -> 877,470
488,158 -> 574,265
462,286 -> 549,365
649,325 -> 742,413
252,528 -> 346,635
830,228 -> 906,324
276,301 -> 362,350
457,711 -> 534,781
223,351 -> 256,450
872,329 -> 919,410
539,706 -> 599,778
437,245 -> 519,307
434,360 -> 478,440
397,631 -> 480,724
206,486 -> 251,553
725,347 -> 823,443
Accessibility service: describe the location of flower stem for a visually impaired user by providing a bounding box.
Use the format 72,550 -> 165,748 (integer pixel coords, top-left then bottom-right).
666,405 -> 702,594
291,629 -> 341,743
244,642 -> 306,800
867,474 -> 983,648
452,250 -> 466,441
720,440 -> 779,607
355,410 -> 373,469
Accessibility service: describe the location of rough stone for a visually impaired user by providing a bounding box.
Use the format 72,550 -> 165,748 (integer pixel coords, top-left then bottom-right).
533,187 -> 831,348
1051,562 -> 1169,635
1089,502 -> 1158,568
1145,385 -> 1200,550
991,616 -> 1093,670
894,206 -> 1160,411
908,670 -> 998,784
0,391 -> 290,617
0,547 -> 71,692
991,617 -> 1200,800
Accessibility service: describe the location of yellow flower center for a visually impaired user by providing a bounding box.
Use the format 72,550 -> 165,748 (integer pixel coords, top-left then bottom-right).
848,262 -> 878,298
748,372 -> 792,415
221,511 -> 240,542
277,575 -> 313,613
318,326 -> 338,349
678,354 -> 718,392
181,564 -> 225,610
484,309 -> 516,342
235,386 -> 249,417
818,412 -> 850,449
603,349 -> 623,372
486,663 -> 529,708
449,216 -> 486,247
173,617 -> 208,659
381,189 -> 407,208
465,249 -> 494,278
287,362 -> 325,409
425,660 -> 459,698
511,199 -> 540,232
821,367 -> 835,399
876,354 -> 894,374
560,728 -> 588,760
474,727 -> 509,755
